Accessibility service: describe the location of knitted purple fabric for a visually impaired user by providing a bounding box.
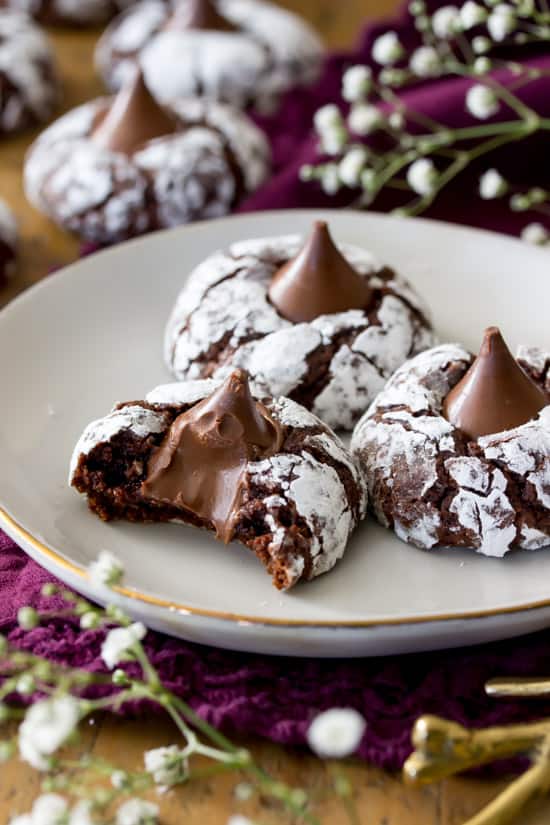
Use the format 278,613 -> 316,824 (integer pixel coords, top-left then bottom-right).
2,2 -> 550,771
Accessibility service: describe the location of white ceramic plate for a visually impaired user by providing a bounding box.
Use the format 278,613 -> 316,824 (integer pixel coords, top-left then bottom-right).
1,210 -> 549,658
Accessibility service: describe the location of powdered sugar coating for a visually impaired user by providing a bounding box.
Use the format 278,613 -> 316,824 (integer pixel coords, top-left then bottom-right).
0,10 -> 59,134
165,233 -> 435,431
71,381 -> 365,589
352,343 -> 550,558
96,0 -> 324,112
24,96 -> 270,244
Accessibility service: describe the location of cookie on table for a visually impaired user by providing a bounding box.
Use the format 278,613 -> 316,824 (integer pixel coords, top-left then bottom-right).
0,10 -> 60,134
95,0 -> 324,112
351,328 -> 550,557
164,221 -> 436,431
0,198 -> 17,286
0,0 -> 152,27
70,370 -> 366,590
24,70 -> 270,244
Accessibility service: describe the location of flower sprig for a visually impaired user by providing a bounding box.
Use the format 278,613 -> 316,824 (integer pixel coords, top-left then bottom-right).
0,554 -> 367,825
303,0 -> 550,240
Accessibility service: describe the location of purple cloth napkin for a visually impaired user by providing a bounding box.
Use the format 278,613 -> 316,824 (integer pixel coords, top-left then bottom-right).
2,3 -> 550,771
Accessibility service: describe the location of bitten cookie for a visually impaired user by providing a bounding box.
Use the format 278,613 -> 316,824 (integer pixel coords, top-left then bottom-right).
24,70 -> 270,244
164,221 -> 435,431
70,370 -> 366,590
0,10 -> 59,134
351,329 -> 550,558
0,198 -> 17,286
0,0 -> 140,26
96,0 -> 324,112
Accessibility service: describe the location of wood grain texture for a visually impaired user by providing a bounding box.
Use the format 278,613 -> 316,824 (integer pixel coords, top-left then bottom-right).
2,2 -> 550,824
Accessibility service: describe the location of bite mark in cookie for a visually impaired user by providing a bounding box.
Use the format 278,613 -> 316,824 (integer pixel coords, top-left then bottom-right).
70,373 -> 367,590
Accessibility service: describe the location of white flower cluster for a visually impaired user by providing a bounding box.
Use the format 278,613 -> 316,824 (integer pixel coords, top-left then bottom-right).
101,622 -> 147,669
10,795 -> 95,825
144,745 -> 189,788
89,550 -> 124,589
19,696 -> 81,771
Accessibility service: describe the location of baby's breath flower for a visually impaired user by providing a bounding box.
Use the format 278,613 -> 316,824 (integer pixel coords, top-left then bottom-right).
407,158 -> 438,195
409,45 -> 441,77
320,164 -> 341,195
111,770 -> 130,790
18,794 -> 68,825
388,111 -> 405,129
116,799 -> 159,825
144,745 -> 189,787
70,801 -> 96,825
473,56 -> 492,73
16,674 -> 36,696
19,696 -> 80,771
487,4 -> 516,40
342,65 -> 372,102
227,817 -> 255,825
17,606 -> 39,631
465,84 -> 500,119
299,164 -> 315,182
80,611 -> 100,630
320,126 -> 347,156
372,31 -> 404,65
460,0 -> 488,28
101,622 -> 147,670
0,634 -> 7,656
409,0 -> 426,14
307,708 -> 366,759
89,550 -> 124,589
432,5 -> 461,37
472,35 -> 492,52
479,168 -> 507,198
313,104 -> 343,134
521,222 -> 549,244
41,583 -> 58,598
348,103 -> 382,135
234,782 -> 254,801
338,147 -> 369,187
510,193 -> 530,211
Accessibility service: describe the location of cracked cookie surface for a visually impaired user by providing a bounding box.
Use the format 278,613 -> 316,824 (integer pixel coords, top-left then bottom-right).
70,379 -> 366,590
351,344 -> 550,557
164,234 -> 435,431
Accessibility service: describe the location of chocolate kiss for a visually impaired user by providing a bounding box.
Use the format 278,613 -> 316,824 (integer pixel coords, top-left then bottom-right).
164,0 -> 237,32
443,326 -> 547,439
142,370 -> 283,542
92,70 -> 177,155
268,222 -> 374,323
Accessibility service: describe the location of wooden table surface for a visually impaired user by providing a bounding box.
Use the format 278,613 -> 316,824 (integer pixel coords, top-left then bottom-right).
1,2 -> 549,823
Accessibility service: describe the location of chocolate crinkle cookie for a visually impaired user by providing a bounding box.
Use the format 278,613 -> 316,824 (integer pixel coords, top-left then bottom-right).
0,0 -> 144,26
70,370 -> 366,590
351,329 -> 550,558
164,222 -> 435,431
24,70 -> 270,244
95,0 -> 324,112
0,10 -> 60,134
0,198 -> 17,285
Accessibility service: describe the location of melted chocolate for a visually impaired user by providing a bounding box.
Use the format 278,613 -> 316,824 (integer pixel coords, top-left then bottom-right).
164,0 -> 238,33
443,326 -> 547,439
92,70 -> 177,156
142,370 -> 284,542
268,221 -> 374,323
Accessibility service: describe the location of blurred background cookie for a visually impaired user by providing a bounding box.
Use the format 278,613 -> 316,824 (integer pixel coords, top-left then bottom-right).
0,10 -> 60,134
96,0 -> 324,112
24,70 -> 270,244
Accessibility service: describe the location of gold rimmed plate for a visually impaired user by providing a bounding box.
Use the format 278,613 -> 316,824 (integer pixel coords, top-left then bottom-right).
1,210 -> 549,657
